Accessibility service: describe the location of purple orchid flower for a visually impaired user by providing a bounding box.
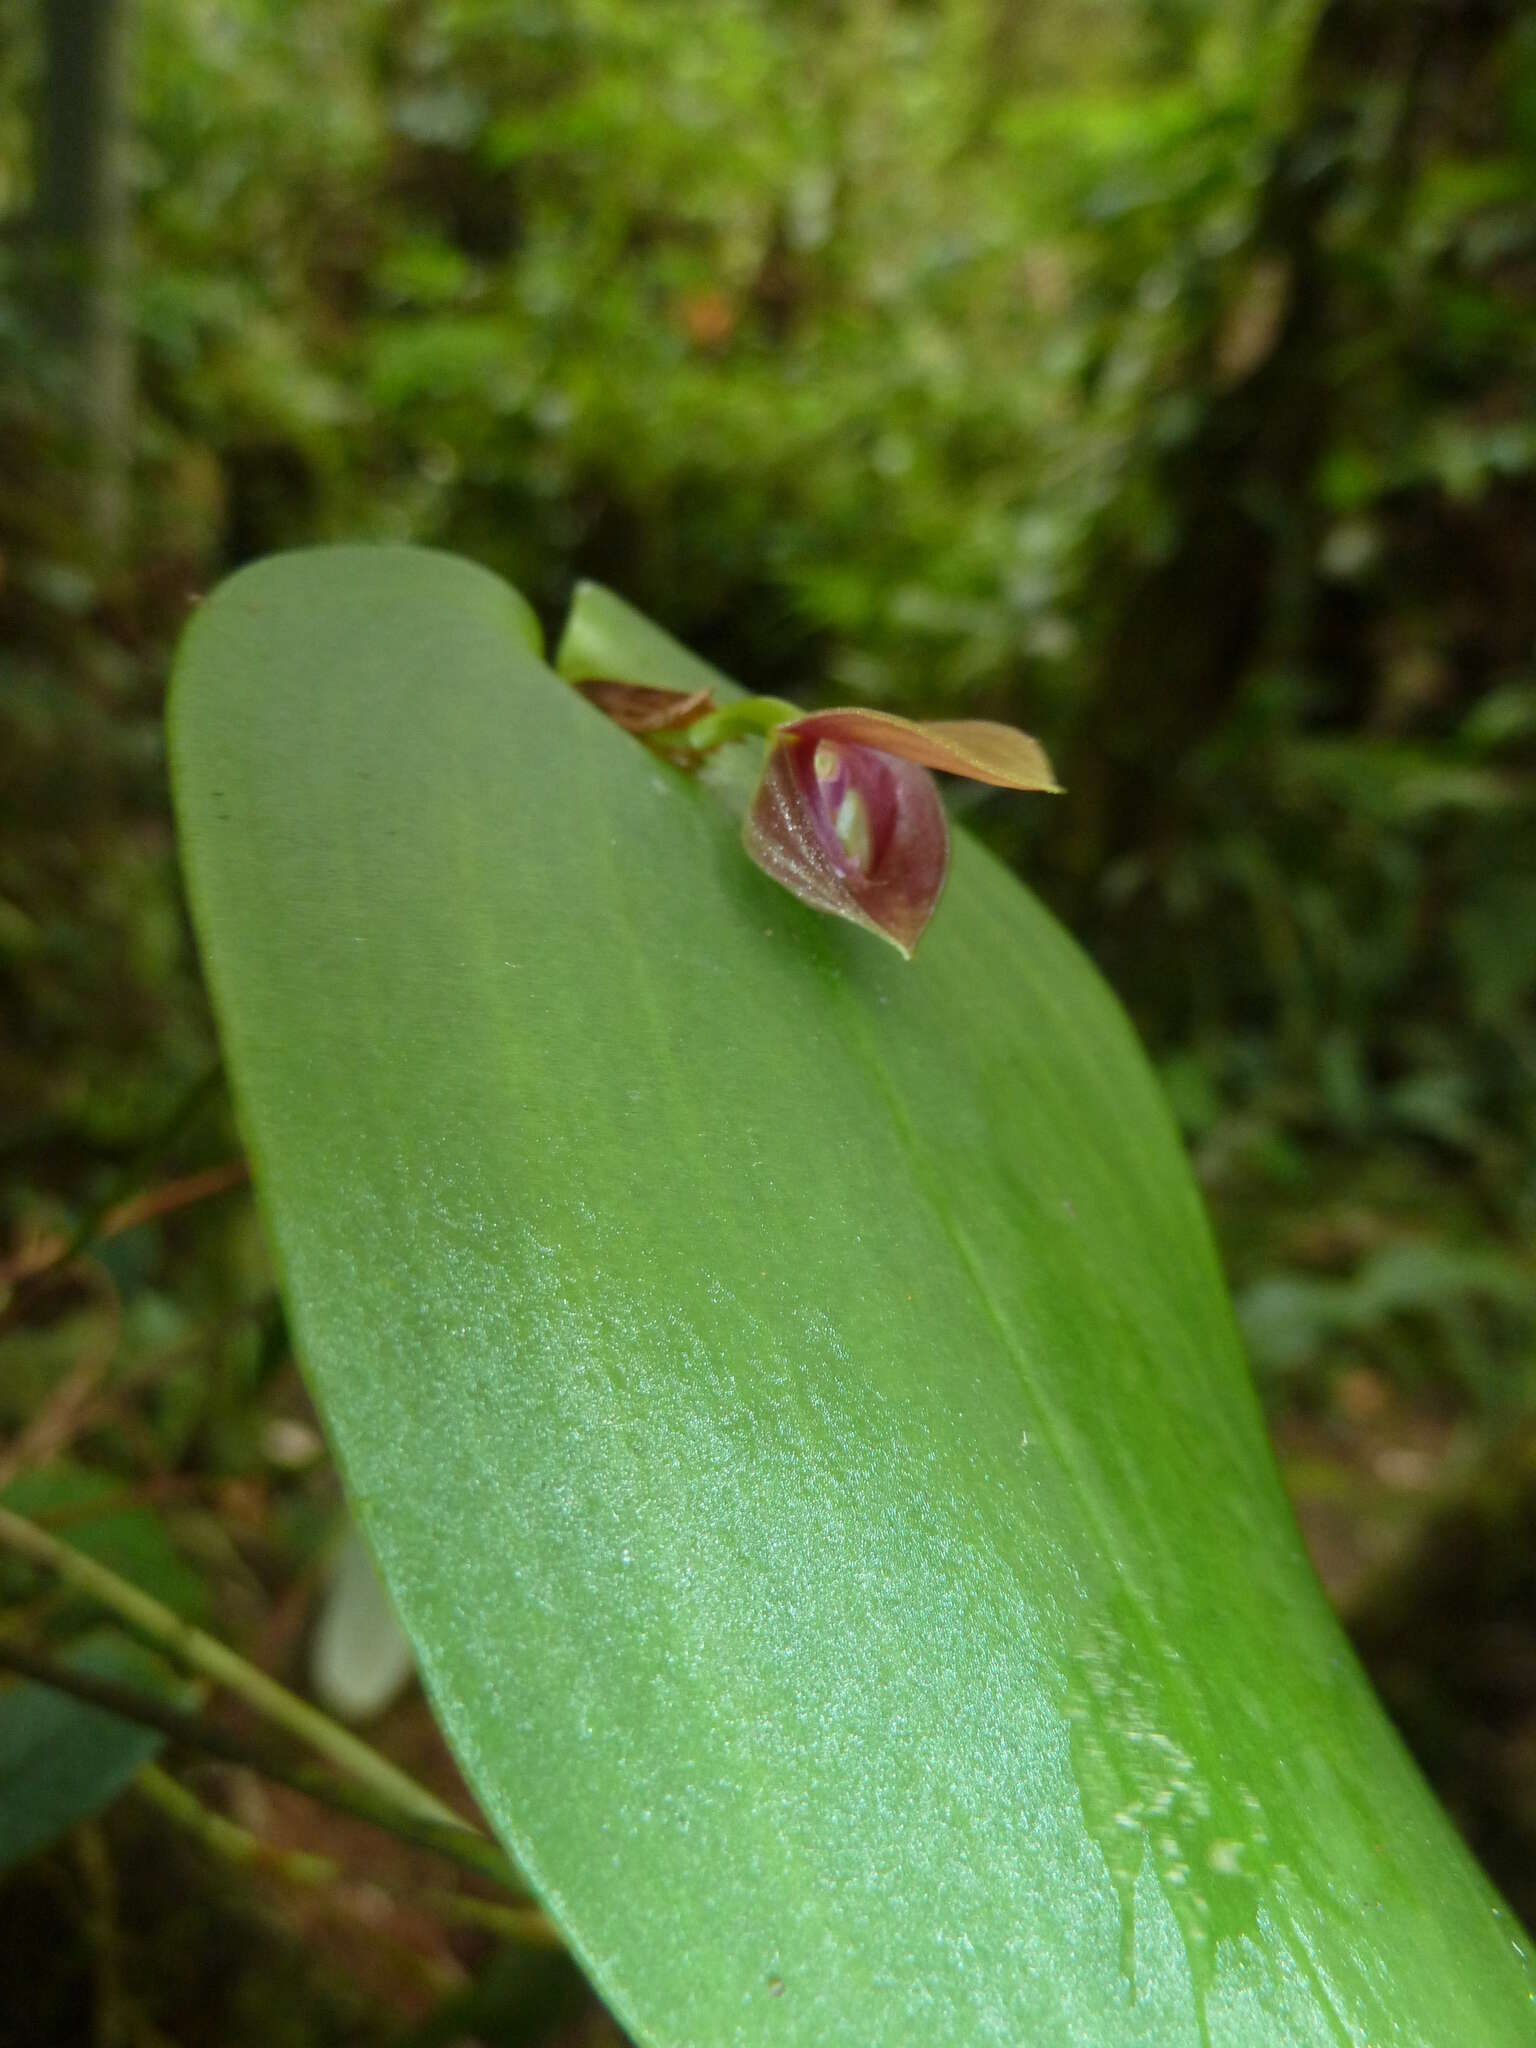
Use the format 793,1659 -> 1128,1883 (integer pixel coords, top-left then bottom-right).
576,681 -> 1060,957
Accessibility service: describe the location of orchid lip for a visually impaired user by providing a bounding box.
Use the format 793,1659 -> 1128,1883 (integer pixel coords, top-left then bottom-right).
811,741 -> 875,873
744,726 -> 950,957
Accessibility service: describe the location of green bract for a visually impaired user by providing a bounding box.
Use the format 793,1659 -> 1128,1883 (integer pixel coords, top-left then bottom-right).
169,547 -> 1536,2048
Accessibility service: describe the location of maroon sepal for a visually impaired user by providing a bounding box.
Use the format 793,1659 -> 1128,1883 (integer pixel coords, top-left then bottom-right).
743,727 -> 950,958
575,679 -> 715,735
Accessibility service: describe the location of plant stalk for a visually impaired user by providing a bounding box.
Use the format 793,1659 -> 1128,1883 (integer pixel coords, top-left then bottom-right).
134,1764 -> 559,1945
0,1503 -> 466,1836
0,1639 -> 522,1890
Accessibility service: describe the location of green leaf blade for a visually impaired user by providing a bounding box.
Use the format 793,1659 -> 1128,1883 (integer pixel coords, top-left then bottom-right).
170,547 -> 1536,2046
0,1635 -> 185,1873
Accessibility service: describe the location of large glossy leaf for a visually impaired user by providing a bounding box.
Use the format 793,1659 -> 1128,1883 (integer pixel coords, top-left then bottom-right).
170,546 -> 1535,2047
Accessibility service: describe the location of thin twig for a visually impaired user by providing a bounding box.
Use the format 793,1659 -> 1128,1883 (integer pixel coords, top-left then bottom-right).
0,1063 -> 228,1311
0,1259 -> 123,1490
73,1821 -> 127,2048
0,1159 -> 249,1295
134,1764 -> 559,1946
135,1762 -> 337,1887
94,1158 -> 251,1241
418,1888 -> 563,1948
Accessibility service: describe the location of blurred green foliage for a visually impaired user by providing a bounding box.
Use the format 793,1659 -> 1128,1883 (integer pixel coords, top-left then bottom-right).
8,0 -> 1530,1404
2,0 -> 1536,2034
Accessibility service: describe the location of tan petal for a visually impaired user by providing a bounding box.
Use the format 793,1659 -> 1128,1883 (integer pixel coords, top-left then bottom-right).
783,709 -> 1060,792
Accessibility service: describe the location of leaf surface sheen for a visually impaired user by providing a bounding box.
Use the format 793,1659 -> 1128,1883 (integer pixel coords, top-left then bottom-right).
170,547 -> 1536,2048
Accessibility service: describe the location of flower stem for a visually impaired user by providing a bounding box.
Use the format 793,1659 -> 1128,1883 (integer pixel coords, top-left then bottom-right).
673,694 -> 799,756
134,1764 -> 561,1946
419,1889 -> 564,1948
136,1761 -> 337,1887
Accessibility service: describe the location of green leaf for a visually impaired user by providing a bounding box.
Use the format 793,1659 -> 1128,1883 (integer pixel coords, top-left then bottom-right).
169,546 -> 1536,2047
0,1634 -> 183,1873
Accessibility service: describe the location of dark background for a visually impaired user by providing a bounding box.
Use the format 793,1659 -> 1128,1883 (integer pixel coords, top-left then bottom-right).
2,1 -> 1534,2040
